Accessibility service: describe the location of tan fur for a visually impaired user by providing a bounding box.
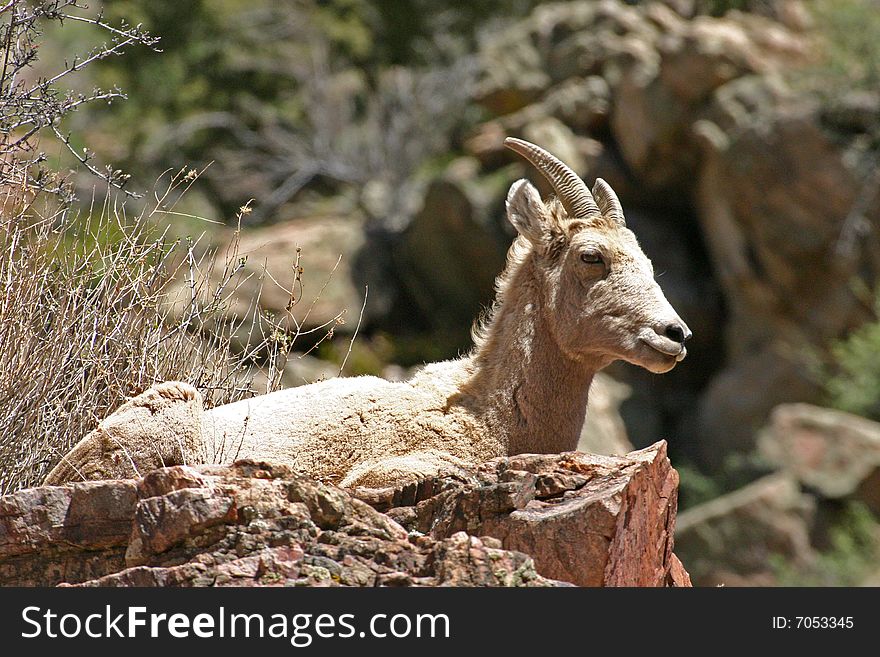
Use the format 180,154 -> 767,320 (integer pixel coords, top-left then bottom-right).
45,167 -> 690,490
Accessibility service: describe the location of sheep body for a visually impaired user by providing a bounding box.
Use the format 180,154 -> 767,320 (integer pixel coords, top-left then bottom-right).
202,358 -> 491,487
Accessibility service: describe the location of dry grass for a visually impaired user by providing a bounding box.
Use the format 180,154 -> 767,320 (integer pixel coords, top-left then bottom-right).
0,169 -> 333,494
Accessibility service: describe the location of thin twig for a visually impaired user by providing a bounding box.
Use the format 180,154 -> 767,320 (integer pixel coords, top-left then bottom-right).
338,286 -> 368,377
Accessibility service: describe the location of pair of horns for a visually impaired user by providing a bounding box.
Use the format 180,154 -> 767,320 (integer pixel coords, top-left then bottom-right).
504,137 -> 624,225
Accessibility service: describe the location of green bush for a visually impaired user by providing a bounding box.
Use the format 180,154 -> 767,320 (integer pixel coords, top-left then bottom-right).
773,502 -> 880,586
798,0 -> 880,95
825,294 -> 880,421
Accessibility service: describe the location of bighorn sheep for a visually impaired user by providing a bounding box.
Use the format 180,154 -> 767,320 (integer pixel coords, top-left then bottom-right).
45,138 -> 691,489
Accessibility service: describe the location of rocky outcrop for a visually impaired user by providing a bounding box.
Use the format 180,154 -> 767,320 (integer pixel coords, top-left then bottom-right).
0,463 -> 555,587
693,76 -> 879,460
0,443 -> 688,587
758,403 -> 880,512
353,441 -> 685,587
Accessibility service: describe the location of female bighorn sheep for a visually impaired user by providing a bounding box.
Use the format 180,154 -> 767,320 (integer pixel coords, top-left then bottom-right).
45,138 -> 690,489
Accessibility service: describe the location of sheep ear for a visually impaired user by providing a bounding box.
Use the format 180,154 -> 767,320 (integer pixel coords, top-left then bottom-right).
506,179 -> 549,245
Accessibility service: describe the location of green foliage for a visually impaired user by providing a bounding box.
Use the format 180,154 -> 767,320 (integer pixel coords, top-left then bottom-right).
677,461 -> 723,508
772,502 -> 880,586
692,0 -> 752,16
799,0 -> 880,94
677,450 -> 774,509
825,294 -> 880,421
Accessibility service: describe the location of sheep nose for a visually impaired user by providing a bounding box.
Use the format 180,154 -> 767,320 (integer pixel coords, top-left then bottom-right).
663,322 -> 692,345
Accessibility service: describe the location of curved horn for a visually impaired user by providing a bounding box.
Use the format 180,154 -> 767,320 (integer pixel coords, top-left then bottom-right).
504,137 -> 600,219
592,178 -> 625,226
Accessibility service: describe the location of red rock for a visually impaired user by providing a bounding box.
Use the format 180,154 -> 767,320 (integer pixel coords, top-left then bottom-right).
355,441 -> 687,587
1,444 -> 688,587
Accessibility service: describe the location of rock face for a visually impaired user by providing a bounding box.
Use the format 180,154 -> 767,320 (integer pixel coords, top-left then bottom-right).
693,76 -> 879,460
0,463 -> 554,587
354,441 -> 686,587
758,403 -> 880,512
0,444 -> 689,587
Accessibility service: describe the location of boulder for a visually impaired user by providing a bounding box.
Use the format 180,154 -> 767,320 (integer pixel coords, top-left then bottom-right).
758,403 -> 880,511
354,441 -> 686,587
693,74 -> 880,460
610,5 -> 810,192
392,158 -> 509,340
474,20 -> 549,115
675,472 -> 815,586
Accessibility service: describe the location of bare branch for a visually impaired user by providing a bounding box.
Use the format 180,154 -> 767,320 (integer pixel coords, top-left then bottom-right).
51,125 -> 141,198
0,1 -> 159,200
338,286 -> 368,377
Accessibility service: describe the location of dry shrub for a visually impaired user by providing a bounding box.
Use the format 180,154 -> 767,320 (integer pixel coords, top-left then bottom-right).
0,169 -> 331,493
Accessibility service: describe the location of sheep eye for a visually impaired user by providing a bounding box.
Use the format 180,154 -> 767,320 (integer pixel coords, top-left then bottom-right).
580,251 -> 603,265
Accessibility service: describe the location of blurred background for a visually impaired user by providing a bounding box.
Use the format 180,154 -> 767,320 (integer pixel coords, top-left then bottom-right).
5,0 -> 880,585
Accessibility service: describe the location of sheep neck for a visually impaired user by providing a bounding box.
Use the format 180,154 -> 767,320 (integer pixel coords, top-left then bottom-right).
467,256 -> 599,455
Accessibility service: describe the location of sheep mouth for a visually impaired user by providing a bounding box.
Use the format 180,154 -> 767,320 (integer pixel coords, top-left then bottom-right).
639,334 -> 687,362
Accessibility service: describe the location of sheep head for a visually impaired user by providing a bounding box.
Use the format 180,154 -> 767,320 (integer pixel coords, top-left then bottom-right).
505,137 -> 690,374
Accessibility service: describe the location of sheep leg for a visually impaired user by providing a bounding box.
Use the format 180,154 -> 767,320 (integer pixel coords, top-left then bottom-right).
43,381 -> 205,485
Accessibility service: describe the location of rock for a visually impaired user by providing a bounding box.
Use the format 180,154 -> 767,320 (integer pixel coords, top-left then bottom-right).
393,159 -> 509,340
610,6 -> 810,191
474,21 -> 549,115
674,473 -> 816,586
758,403 -> 880,511
541,1 -> 659,85
474,1 -> 660,115
543,76 -> 612,134
0,462 -> 559,587
666,553 -> 693,586
693,74 -> 880,460
0,450 -> 689,587
0,481 -> 137,586
355,441 -> 687,587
